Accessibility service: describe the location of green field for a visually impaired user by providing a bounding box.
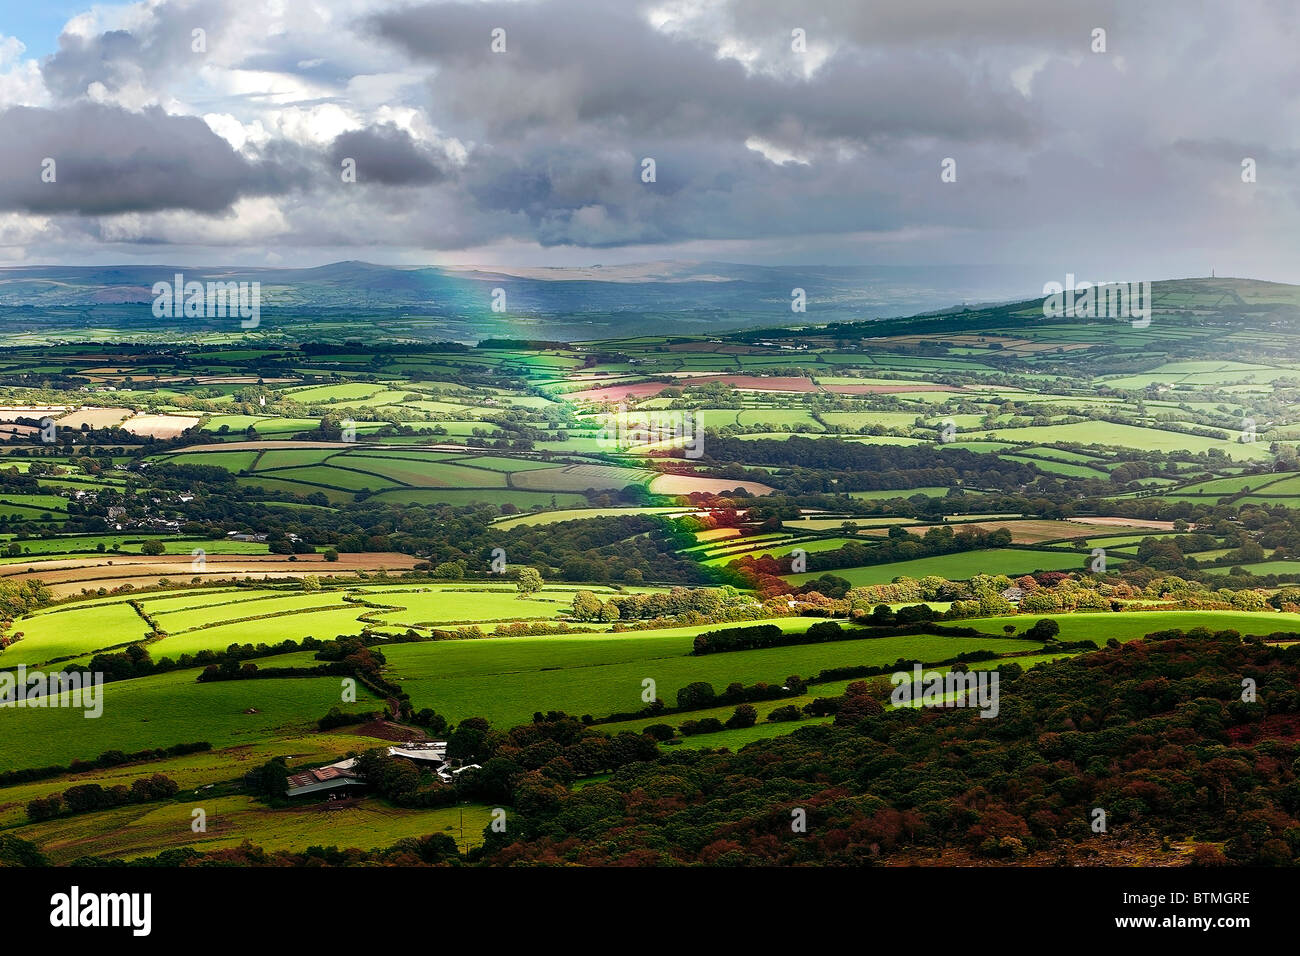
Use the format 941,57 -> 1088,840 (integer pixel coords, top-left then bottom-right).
11,794 -> 494,863
0,276 -> 1298,868
786,548 -> 1099,586
384,630 -> 1038,728
0,669 -> 381,771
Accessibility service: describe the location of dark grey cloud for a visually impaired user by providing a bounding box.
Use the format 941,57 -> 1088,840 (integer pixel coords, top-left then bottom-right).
716,0 -> 1119,46
455,135 -> 910,248
41,29 -> 144,99
328,124 -> 452,185
3,0 -> 1298,286
0,103 -> 295,215
366,0 -> 1037,148
345,0 -> 1059,251
41,0 -> 237,100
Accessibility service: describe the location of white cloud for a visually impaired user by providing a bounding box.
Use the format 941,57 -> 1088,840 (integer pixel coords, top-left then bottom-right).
0,36 -> 49,107
98,195 -> 290,244
744,136 -> 810,165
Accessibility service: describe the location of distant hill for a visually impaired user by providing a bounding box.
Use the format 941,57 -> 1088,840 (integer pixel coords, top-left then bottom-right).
0,263 -> 1294,345
0,261 -> 1044,344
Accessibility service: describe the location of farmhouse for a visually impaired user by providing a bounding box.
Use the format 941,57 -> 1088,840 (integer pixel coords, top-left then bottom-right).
1001,586 -> 1025,605
385,741 -> 481,782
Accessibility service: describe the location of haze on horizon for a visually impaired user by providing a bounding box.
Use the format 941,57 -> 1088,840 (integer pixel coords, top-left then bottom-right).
0,0 -> 1293,297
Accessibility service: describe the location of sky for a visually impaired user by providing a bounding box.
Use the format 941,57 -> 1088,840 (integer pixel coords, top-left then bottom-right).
0,0 -> 1294,285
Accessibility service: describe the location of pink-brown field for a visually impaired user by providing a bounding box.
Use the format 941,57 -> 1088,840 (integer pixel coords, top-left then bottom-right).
122,413 -> 202,438
649,473 -> 774,496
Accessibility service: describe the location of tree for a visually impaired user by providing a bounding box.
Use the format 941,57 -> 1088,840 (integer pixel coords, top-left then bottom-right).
726,704 -> 758,729
323,548 -> 339,562
977,594 -> 1015,617
676,681 -> 716,710
570,590 -> 602,621
448,717 -> 495,762
244,757 -> 289,797
1026,618 -> 1061,642
26,794 -> 62,821
301,575 -> 321,592
516,566 -> 543,597
140,540 -> 166,556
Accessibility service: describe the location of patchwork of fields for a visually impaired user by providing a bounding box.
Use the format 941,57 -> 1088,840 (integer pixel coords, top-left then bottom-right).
3,575 -> 1298,778
0,278 -> 1299,867
151,444 -> 759,505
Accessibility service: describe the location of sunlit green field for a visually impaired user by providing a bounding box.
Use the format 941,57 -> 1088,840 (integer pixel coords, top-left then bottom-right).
0,668 -> 381,771
785,548 -> 1099,586
11,795 -> 495,863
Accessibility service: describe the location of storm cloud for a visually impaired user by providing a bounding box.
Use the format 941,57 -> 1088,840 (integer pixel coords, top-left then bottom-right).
329,124 -> 452,185
0,103 -> 295,215
0,0 -> 1294,284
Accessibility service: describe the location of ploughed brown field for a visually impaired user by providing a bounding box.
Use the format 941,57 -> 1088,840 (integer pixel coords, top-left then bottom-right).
564,381 -> 668,403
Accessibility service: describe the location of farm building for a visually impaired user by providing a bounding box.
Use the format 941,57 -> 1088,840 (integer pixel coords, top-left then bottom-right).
285,764 -> 366,799
285,745 -> 477,797
387,741 -> 447,763
386,741 -> 481,783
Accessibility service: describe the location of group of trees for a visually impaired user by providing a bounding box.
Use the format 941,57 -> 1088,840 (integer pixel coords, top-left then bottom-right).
692,436 -> 1041,496
568,585 -> 755,624
481,632 -> 1300,866
699,568 -> 1295,625
27,773 -> 179,821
